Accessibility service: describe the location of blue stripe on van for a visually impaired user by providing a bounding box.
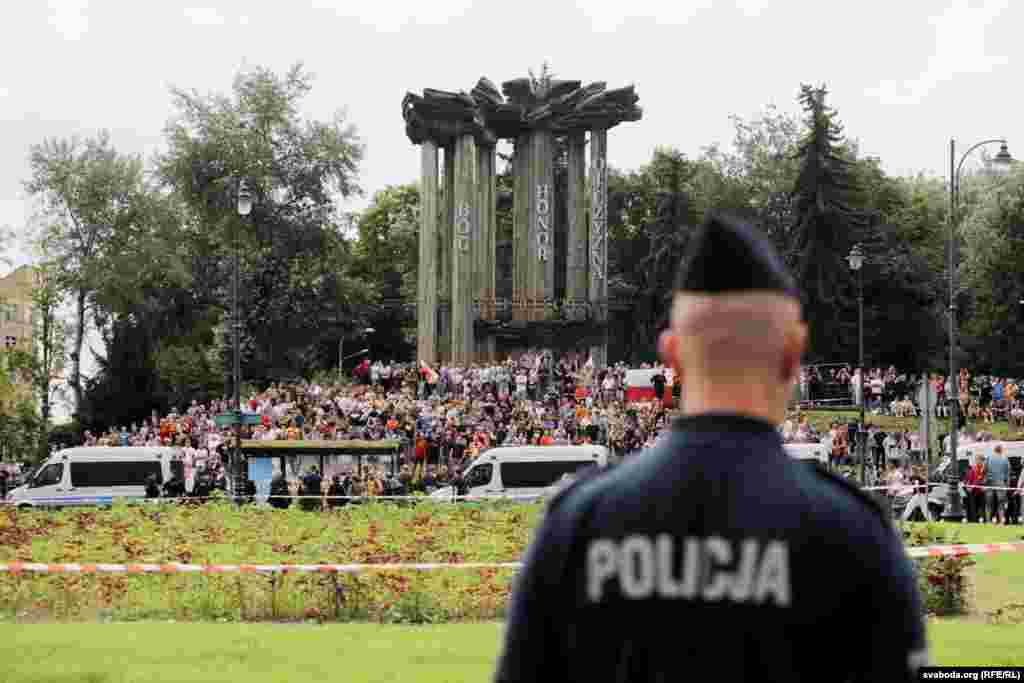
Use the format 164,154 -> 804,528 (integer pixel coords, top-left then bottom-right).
16,496 -> 146,506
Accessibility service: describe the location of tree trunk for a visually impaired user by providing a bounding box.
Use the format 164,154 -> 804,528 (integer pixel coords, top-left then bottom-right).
70,287 -> 87,417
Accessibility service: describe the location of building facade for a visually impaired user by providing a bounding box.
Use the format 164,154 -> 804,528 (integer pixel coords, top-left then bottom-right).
0,265 -> 34,352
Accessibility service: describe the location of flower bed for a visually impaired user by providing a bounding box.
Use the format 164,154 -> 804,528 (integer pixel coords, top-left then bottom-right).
0,501 -> 539,623
0,503 -> 991,622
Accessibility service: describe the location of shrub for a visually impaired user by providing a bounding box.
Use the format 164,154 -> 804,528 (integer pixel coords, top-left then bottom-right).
900,522 -> 975,616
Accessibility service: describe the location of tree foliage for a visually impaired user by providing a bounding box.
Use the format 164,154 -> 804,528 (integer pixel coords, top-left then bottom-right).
24,131 -> 148,415
158,62 -> 376,384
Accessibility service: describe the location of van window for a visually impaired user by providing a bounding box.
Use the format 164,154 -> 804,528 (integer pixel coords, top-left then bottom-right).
500,461 -> 594,488
71,461 -> 162,487
465,464 -> 493,489
32,463 -> 64,488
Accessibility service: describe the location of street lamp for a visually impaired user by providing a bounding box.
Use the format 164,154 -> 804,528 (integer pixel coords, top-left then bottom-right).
233,178 -> 253,502
338,327 -> 375,383
847,243 -> 866,485
945,137 -> 1014,522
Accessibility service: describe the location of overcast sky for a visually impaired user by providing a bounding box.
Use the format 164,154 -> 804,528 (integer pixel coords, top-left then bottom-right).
1,0 -> 1020,394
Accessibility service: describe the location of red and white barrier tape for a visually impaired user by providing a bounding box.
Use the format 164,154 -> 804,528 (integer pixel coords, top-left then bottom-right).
0,561 -> 522,574
904,541 -> 1024,558
0,543 -> 1020,573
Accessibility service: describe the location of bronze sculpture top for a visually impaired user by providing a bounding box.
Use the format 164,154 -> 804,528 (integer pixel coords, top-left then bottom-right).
403,70 -> 642,146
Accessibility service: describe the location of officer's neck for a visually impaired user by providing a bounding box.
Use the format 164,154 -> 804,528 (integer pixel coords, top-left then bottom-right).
681,381 -> 784,426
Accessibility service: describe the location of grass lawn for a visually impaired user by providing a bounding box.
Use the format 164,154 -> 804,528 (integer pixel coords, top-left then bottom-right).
1,620 -> 1022,682
0,623 -> 502,683
800,408 -> 1024,442
1,518 -> 1021,681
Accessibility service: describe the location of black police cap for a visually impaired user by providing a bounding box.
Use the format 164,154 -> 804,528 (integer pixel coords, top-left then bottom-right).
675,212 -> 798,297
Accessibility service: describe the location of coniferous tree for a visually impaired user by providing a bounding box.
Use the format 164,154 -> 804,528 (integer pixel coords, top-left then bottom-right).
788,84 -> 870,360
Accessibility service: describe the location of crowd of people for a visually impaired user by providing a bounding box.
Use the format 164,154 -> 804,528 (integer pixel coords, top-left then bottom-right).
24,352 -> 1019,516
413,351 -> 677,470
80,359 -> 420,495
802,364 -> 1024,423
66,353 -> 680,500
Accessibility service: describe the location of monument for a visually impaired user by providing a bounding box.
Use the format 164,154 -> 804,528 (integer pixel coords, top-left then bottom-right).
402,69 -> 641,367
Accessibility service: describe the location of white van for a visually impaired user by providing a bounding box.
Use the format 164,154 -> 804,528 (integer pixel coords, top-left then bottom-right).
926,441 -> 1024,515
430,445 -> 610,500
784,442 -> 829,467
5,447 -> 181,509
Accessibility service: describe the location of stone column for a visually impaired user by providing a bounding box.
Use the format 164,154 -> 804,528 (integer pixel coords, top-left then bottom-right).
451,133 -> 477,366
438,145 -> 455,363
512,135 -> 530,322
417,140 -> 439,364
476,143 -> 497,361
588,128 -> 609,368
529,130 -> 555,322
566,132 -> 588,321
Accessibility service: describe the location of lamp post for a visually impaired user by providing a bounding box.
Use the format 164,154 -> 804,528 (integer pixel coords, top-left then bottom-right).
234,179 -> 253,502
847,243 -> 866,485
338,327 -> 375,383
944,138 -> 1014,521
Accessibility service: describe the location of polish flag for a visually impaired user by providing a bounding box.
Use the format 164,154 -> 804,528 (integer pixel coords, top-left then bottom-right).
625,369 -> 674,407
420,360 -> 439,384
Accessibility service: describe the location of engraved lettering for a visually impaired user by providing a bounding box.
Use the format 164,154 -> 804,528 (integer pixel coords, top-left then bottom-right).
591,155 -> 607,282
536,183 -> 551,263
455,202 -> 472,252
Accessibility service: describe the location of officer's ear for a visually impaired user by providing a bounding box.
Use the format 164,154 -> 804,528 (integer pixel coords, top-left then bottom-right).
780,321 -> 807,384
657,329 -> 682,382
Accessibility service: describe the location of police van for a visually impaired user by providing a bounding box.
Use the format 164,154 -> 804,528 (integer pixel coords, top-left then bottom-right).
783,442 -> 829,468
5,447 -> 181,509
430,445 -> 610,500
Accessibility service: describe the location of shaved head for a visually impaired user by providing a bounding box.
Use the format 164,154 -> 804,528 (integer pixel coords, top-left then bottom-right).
659,291 -> 807,423
672,292 -> 803,374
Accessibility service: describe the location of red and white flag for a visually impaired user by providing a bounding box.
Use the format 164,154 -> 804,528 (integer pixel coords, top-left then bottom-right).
625,368 -> 673,406
420,360 -> 438,384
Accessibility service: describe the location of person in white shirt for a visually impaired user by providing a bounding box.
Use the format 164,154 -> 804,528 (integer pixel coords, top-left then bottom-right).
883,432 -> 898,464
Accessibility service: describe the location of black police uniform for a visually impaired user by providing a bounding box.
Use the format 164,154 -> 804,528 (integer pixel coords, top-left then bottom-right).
494,213 -> 928,683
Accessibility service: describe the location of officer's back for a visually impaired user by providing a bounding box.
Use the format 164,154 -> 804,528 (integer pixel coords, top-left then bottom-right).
494,213 -> 927,682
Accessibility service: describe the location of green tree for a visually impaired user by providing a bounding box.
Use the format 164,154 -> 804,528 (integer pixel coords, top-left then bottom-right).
24,131 -> 148,416
154,343 -> 220,412
702,104 -> 803,246
605,149 -> 704,361
24,262 -> 65,456
158,63 -> 376,382
787,84 -> 870,359
960,165 -> 1024,373
353,184 -> 420,300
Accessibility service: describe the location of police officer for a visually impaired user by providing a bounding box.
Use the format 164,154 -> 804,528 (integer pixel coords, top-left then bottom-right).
163,470 -> 186,499
268,472 -> 291,510
191,467 -> 213,503
300,467 -> 322,512
326,475 -> 348,510
494,213 -> 928,682
144,473 -> 161,499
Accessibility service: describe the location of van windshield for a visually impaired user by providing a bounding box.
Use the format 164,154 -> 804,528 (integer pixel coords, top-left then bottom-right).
32,463 -> 64,488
